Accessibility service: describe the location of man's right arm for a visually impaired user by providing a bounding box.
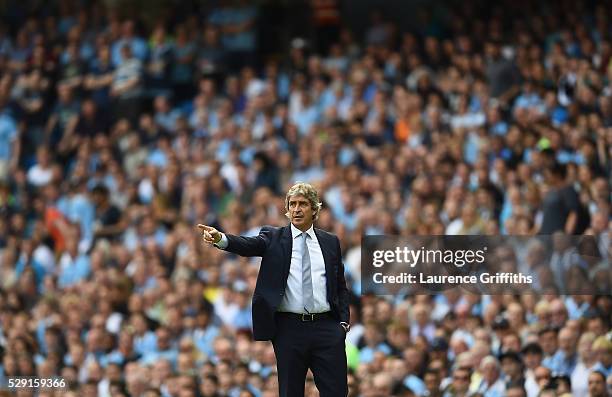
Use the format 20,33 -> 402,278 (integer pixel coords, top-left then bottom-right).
198,224 -> 269,257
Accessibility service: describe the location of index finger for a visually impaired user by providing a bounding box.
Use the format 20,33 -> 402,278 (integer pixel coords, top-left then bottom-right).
197,224 -> 213,231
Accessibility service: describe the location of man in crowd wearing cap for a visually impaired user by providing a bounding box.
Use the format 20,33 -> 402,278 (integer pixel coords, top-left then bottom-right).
198,182 -> 349,397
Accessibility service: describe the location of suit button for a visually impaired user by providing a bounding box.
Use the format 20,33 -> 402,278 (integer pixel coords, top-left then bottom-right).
279,293 -> 284,296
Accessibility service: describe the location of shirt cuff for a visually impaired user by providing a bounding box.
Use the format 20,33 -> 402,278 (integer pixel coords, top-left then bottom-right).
214,233 -> 228,249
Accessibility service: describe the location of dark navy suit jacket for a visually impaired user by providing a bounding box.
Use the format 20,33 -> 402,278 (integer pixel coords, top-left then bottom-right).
223,225 -> 350,341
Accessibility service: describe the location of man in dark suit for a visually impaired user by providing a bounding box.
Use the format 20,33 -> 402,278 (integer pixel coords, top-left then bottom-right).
198,182 -> 349,397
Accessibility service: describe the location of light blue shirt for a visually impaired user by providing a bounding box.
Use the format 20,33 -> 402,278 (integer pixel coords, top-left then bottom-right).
404,375 -> 427,396
111,38 -> 148,66
134,331 -> 157,356
105,349 -> 130,366
154,109 -> 182,133
208,7 -> 257,51
232,307 -> 253,330
139,349 -> 178,368
543,349 -> 578,376
476,377 -> 506,397
112,58 -> 143,99
359,343 -> 392,363
191,326 -> 220,358
0,112 -> 17,160
57,194 -> 95,243
58,254 -> 91,288
593,362 -> 611,377
292,105 -> 320,135
15,256 -> 46,289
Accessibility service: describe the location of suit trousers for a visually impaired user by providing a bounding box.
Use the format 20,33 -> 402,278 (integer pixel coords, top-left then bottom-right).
272,312 -> 348,397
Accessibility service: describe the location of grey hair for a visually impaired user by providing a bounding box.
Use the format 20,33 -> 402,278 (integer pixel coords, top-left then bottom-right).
284,182 -> 323,221
480,355 -> 500,371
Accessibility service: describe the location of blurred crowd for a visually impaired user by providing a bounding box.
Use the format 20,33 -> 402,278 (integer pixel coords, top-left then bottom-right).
0,0 -> 610,396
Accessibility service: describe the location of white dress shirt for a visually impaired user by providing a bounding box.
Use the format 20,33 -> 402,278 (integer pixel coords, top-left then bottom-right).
216,224 -> 330,314
571,360 -> 596,397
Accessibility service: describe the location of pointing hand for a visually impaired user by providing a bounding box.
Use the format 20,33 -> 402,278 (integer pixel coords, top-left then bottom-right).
197,224 -> 222,244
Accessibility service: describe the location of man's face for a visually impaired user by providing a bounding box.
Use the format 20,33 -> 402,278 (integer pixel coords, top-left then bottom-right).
156,330 -> 171,350
523,351 -> 542,369
539,331 -> 557,354
595,347 -> 612,367
588,372 -> 606,397
534,366 -> 551,387
558,329 -> 576,353
501,359 -> 521,380
452,369 -> 470,392
200,378 -> 218,396
424,372 -> 440,392
288,194 -> 314,231
482,362 -> 499,384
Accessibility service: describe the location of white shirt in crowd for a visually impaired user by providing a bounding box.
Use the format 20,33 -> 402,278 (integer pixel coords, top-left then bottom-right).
27,164 -> 53,187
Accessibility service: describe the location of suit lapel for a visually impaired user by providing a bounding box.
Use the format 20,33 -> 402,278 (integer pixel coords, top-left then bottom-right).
314,228 -> 333,298
280,226 -> 292,280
